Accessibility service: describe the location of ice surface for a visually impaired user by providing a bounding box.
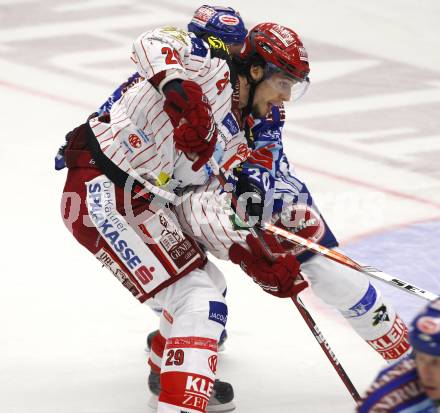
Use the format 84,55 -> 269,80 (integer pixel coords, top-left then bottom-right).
1,1 -> 439,412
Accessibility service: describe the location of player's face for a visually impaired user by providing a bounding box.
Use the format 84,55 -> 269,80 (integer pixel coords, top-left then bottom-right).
226,43 -> 243,56
416,351 -> 440,400
252,72 -> 295,117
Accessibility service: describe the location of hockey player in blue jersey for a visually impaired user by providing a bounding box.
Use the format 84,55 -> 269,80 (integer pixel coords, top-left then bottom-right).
225,23 -> 412,363
358,299 -> 440,412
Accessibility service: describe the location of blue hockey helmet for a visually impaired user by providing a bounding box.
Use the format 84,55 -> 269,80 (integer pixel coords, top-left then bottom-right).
409,299 -> 440,356
188,5 -> 247,44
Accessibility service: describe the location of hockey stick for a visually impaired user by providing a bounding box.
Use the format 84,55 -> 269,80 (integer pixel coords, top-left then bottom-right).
211,146 -> 438,301
263,223 -> 439,302
208,155 -> 362,402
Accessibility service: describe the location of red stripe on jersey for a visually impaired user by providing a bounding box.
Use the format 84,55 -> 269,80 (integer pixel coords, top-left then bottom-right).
127,84 -> 152,117
225,139 -> 242,151
150,109 -> 165,125
98,134 -> 115,145
165,336 -> 217,351
215,208 -> 237,245
189,194 -> 217,250
146,156 -> 163,174
157,131 -> 172,151
199,191 -> 228,251
143,97 -> 164,130
133,152 -> 158,169
116,156 -> 127,167
190,57 -> 204,64
213,95 -> 231,116
109,144 -> 122,160
141,38 -> 155,75
112,116 -> 129,126
178,193 -> 194,234
199,66 -> 221,86
95,126 -> 111,137
129,143 -> 155,162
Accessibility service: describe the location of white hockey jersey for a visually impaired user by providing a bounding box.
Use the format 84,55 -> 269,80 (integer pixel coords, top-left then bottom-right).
89,27 -> 245,196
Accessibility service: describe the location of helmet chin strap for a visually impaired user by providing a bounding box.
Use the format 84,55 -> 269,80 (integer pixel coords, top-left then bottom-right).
243,66 -> 265,118
243,80 -> 257,118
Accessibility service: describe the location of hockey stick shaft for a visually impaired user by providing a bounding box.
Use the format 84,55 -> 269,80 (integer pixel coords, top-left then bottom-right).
264,223 -> 439,301
210,148 -> 438,301
292,295 -> 361,401
208,156 -> 361,402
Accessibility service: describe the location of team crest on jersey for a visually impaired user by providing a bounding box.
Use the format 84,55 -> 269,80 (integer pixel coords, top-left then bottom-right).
208,355 -> 218,374
128,134 -> 142,148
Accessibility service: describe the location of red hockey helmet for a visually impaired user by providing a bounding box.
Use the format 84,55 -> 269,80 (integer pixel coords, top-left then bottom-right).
240,23 -> 310,101
240,23 -> 310,81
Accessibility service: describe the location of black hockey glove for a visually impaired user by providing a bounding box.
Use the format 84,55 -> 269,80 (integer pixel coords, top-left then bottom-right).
232,171 -> 266,228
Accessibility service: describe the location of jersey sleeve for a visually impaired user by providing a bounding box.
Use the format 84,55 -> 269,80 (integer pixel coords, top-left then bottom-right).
244,105 -> 286,178
131,27 -> 191,88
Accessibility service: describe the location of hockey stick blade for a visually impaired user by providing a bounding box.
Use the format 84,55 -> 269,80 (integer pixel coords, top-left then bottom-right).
264,223 -> 439,301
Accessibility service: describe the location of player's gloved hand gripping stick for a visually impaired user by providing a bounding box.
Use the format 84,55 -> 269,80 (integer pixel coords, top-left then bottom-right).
263,224 -> 439,302
207,154 -> 362,402
207,151 -> 438,302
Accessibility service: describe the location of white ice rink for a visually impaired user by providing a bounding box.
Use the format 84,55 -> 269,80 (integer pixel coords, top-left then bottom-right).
1,1 -> 440,412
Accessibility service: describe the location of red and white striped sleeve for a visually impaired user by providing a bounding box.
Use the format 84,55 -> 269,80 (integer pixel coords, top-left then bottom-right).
131,27 -> 191,85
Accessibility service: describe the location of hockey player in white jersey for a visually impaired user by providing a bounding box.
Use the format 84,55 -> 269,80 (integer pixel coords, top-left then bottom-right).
60,19 -> 409,413
60,18 -> 305,413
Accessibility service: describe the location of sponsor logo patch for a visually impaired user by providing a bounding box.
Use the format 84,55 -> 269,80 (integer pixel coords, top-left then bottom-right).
138,209 -> 202,271
209,301 -> 228,327
219,15 -> 239,26
367,316 -> 410,360
222,112 -> 239,136
208,355 -> 218,374
341,283 -> 377,318
86,178 -> 155,286
95,248 -> 142,299
183,374 -> 213,411
373,304 -> 391,326
207,35 -> 228,52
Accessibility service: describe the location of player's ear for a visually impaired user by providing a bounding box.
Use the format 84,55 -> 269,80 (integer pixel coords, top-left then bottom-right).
249,65 -> 264,82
